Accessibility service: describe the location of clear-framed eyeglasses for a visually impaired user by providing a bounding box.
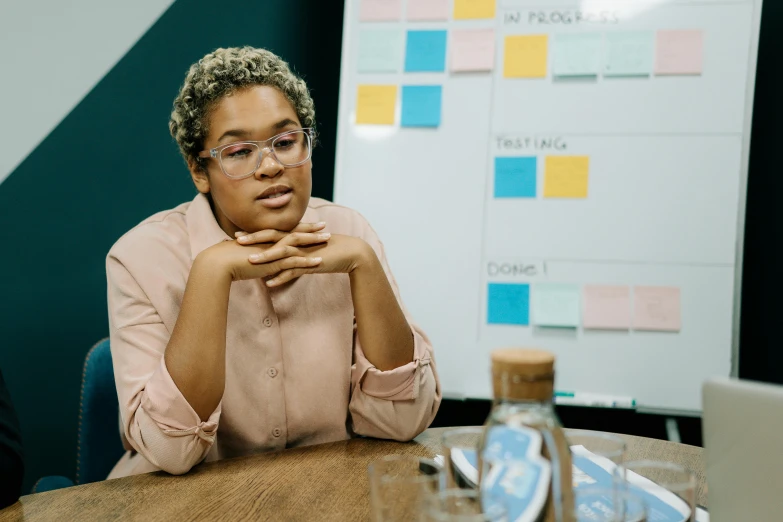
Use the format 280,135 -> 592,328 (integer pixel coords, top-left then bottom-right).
198,128 -> 314,179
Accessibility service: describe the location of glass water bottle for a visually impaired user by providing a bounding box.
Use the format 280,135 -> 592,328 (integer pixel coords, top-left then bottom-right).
479,348 -> 575,522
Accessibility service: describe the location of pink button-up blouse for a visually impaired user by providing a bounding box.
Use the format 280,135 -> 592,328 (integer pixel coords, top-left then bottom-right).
106,194 -> 441,478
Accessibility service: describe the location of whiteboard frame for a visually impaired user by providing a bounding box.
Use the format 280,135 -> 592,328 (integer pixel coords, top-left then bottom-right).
730,0 -> 763,381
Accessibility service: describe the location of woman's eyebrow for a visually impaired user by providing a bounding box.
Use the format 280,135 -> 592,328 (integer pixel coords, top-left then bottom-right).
216,128 -> 252,143
217,120 -> 298,143
272,118 -> 298,130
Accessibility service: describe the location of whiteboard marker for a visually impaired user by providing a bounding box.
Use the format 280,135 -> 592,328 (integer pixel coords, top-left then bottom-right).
555,391 -> 636,409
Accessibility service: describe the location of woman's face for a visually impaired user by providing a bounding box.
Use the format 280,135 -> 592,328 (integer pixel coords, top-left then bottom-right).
190,85 -> 313,236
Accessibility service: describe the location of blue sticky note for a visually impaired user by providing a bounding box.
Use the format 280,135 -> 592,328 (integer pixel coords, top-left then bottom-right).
405,30 -> 448,72
358,29 -> 404,73
488,283 -> 530,326
552,33 -> 602,77
495,157 -> 537,198
401,85 -> 442,127
532,283 -> 580,328
604,31 -> 654,77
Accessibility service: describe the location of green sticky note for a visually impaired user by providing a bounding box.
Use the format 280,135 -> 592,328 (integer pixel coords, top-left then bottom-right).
532,283 -> 580,328
358,29 -> 404,73
552,33 -> 602,77
604,31 -> 654,77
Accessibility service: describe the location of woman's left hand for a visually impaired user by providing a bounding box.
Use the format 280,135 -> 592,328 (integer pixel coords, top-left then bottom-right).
246,234 -> 376,287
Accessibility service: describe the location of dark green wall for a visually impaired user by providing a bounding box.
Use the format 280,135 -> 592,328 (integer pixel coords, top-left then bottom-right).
0,0 -> 344,490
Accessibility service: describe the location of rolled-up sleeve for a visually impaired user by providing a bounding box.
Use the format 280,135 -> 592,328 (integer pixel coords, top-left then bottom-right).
108,255 -> 220,475
348,219 -> 442,441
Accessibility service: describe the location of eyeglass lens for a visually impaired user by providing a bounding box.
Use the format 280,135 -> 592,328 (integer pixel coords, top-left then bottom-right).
219,130 -> 311,178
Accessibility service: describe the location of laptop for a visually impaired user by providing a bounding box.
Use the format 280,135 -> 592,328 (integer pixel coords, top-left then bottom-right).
702,376 -> 783,521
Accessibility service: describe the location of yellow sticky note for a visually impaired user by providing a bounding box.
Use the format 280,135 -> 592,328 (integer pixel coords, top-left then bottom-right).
454,0 -> 495,19
544,156 -> 589,198
504,35 -> 548,78
356,85 -> 397,125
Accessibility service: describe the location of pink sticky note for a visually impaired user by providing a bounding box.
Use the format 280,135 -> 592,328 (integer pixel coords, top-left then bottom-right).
407,0 -> 450,21
451,29 -> 495,72
633,286 -> 682,332
360,0 -> 402,21
655,30 -> 703,75
583,285 -> 631,330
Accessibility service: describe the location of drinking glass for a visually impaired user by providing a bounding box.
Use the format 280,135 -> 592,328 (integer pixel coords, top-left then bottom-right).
567,430 -> 627,464
573,487 -> 648,521
614,460 -> 696,522
441,427 -> 484,489
424,489 -> 508,522
368,455 -> 444,522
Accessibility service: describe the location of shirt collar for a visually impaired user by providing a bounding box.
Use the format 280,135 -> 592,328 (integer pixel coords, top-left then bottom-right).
186,193 -> 233,260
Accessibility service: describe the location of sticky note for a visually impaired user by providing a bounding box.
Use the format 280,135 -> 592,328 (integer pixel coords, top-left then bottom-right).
552,33 -> 602,77
504,35 -> 548,78
633,286 -> 682,332
401,85 -> 442,127
488,283 -> 530,326
544,156 -> 589,198
532,283 -> 580,328
454,0 -> 496,19
583,285 -> 631,330
604,31 -> 655,77
405,30 -> 448,72
360,0 -> 402,21
494,157 -> 536,198
356,85 -> 397,125
451,29 -> 495,72
407,0 -> 449,21
655,30 -> 703,75
358,29 -> 403,72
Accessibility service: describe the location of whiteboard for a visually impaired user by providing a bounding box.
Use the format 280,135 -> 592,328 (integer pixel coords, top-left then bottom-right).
334,0 -> 762,413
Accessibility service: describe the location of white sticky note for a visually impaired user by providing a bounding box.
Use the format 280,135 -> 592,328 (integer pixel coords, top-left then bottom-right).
358,29 -> 403,72
552,33 -> 602,77
604,31 -> 654,77
532,283 -> 581,328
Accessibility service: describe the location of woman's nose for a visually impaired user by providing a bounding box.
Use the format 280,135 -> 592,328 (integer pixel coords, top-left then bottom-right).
254,149 -> 283,179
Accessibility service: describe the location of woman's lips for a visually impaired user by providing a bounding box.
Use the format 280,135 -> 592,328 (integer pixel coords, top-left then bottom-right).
257,189 -> 293,209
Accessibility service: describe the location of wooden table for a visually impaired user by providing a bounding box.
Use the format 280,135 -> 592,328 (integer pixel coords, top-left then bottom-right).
0,428 -> 705,521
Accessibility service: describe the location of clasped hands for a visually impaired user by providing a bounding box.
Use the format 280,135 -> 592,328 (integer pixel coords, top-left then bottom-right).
200,222 -> 373,286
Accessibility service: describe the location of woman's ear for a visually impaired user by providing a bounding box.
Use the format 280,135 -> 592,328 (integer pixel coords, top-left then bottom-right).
188,158 -> 211,194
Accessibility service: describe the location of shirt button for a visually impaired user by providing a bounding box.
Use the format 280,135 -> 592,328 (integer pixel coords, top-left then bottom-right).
267,368 -> 278,378
263,317 -> 273,327
272,428 -> 282,438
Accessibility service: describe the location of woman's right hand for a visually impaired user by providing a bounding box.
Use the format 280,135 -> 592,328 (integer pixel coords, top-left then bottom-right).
197,222 -> 330,282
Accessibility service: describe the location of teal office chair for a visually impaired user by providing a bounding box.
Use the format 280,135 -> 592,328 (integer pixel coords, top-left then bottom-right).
32,338 -> 124,492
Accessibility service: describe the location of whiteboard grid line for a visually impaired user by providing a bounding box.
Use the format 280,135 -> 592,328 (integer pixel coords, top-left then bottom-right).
499,1 -> 752,8
492,131 -> 742,137
475,29 -> 501,344
493,258 -> 735,268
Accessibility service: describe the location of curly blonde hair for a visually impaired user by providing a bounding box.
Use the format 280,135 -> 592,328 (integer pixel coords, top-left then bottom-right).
169,46 -> 316,171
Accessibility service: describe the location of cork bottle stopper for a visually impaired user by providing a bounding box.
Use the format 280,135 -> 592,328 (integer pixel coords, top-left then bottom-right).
491,348 -> 556,401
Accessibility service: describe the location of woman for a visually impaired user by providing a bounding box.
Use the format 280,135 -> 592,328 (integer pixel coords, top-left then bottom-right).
107,47 -> 440,478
